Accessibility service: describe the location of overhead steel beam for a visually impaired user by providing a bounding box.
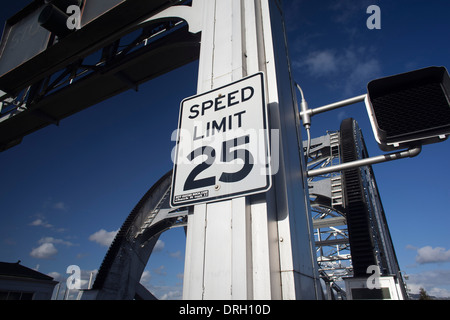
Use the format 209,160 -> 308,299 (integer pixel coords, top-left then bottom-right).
0,24 -> 200,151
0,0 -> 181,94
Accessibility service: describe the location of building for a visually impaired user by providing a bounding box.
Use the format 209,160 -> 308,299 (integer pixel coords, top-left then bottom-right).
0,261 -> 58,300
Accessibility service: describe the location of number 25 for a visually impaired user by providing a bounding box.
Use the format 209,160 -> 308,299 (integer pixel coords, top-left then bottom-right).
183,135 -> 254,191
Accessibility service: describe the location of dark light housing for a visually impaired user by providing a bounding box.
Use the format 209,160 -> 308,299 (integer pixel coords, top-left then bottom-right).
366,66 -> 450,151
38,1 -> 84,39
39,4 -> 73,39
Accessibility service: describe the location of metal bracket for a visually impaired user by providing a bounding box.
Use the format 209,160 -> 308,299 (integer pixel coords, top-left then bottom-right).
300,94 -> 367,121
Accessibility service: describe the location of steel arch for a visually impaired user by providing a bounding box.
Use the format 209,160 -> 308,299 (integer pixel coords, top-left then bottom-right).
83,171 -> 188,300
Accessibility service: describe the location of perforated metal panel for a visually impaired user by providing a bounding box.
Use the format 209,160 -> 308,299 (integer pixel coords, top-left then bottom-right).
366,66 -> 450,150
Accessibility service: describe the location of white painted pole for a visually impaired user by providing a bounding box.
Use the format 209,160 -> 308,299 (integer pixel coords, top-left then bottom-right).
182,0 -> 322,300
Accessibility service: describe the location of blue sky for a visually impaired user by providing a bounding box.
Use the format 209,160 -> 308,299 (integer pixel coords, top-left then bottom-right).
0,0 -> 449,299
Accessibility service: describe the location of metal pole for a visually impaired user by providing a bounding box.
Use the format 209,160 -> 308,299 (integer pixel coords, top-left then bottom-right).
88,272 -> 94,290
307,146 -> 422,177
183,0 -> 321,300
54,282 -> 61,300
301,94 -> 367,120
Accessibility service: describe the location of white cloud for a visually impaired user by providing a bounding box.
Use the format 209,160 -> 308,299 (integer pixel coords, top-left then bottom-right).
29,216 -> 65,233
303,50 -> 338,76
47,271 -> 63,281
346,58 -> 380,94
406,244 -> 418,250
30,235 -> 76,259
295,47 -> 381,96
153,265 -> 167,276
140,270 -> 151,284
429,287 -> 450,298
415,246 -> 450,264
29,218 -> 53,228
76,252 -> 89,259
43,198 -> 69,212
79,269 -> 97,289
30,243 -> 58,259
88,229 -> 118,247
38,237 -> 75,247
53,201 -> 68,211
154,239 -> 165,252
406,269 -> 450,298
169,250 -> 182,260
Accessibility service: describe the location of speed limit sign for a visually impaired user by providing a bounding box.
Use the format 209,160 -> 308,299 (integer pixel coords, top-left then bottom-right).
170,72 -> 272,207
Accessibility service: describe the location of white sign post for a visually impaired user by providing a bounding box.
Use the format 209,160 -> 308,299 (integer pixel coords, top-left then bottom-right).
171,72 -> 271,207
181,0 -> 321,300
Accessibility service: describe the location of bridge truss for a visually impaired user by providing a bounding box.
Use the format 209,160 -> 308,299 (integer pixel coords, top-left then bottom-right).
306,118 -> 409,300
306,130 -> 350,299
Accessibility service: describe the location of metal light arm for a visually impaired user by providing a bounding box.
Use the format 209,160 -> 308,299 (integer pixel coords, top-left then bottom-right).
307,145 -> 421,177
300,94 -> 367,120
294,85 -> 422,177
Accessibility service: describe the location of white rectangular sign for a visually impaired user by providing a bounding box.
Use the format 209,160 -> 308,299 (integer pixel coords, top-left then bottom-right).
170,72 -> 272,207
